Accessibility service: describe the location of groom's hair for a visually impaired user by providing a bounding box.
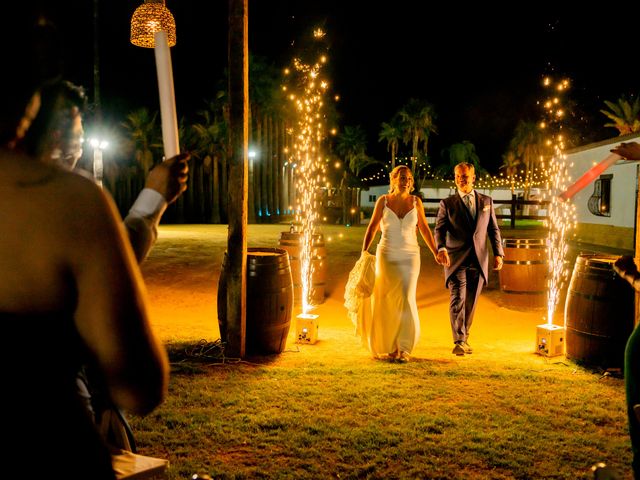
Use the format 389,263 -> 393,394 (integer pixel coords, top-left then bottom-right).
454,162 -> 475,173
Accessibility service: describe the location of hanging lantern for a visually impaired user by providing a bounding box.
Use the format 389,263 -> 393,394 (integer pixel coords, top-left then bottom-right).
130,0 -> 176,48
130,0 -> 180,158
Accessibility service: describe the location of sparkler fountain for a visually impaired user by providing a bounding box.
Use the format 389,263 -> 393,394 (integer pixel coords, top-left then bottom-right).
536,77 -> 577,356
285,29 -> 330,343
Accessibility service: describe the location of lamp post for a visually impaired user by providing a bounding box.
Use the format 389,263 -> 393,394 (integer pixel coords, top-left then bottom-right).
89,137 -> 109,188
130,0 -> 179,159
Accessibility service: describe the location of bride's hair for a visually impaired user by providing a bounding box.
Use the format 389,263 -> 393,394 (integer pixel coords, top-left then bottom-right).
388,165 -> 413,194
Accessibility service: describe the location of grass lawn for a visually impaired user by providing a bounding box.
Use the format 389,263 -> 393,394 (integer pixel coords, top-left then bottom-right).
130,224 -> 633,479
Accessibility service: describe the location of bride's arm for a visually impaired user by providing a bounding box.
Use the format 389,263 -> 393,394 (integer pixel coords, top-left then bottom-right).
362,196 -> 385,253
416,199 -> 437,258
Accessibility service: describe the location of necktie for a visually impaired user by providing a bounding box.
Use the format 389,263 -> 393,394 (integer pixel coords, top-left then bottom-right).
464,194 -> 475,218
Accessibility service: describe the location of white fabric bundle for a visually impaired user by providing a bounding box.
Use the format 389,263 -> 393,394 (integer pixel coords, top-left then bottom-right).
344,251 -> 376,343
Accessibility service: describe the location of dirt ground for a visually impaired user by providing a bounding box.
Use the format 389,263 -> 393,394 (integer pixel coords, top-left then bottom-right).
140,224 -> 563,365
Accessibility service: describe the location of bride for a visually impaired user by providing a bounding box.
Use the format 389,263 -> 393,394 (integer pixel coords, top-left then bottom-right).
361,165 -> 438,362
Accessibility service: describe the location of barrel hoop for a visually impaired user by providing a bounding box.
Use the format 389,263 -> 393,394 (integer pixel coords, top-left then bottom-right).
503,260 -> 546,265
247,269 -> 292,277
577,256 -> 617,265
292,282 -> 327,287
577,270 -> 616,280
567,289 -> 613,302
257,320 -> 291,331
247,287 -> 294,297
502,289 -> 546,295
566,325 -> 612,340
283,255 -> 326,260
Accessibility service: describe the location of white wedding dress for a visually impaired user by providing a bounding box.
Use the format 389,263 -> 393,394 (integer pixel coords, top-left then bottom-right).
368,195 -> 421,355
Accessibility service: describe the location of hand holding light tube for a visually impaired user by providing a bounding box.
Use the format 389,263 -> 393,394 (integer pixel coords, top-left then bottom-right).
558,153 -> 621,201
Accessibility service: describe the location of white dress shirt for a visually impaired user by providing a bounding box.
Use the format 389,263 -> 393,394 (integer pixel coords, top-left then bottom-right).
458,189 -> 476,218
123,188 -> 167,262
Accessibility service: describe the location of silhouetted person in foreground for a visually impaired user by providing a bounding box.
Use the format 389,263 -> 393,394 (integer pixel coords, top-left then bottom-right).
1,79 -> 169,479
610,141 -> 640,479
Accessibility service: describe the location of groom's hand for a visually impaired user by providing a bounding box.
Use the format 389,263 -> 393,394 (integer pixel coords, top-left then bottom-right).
436,250 -> 450,267
493,255 -> 504,271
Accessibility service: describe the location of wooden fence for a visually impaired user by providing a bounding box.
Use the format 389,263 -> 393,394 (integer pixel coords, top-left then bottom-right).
422,194 -> 550,228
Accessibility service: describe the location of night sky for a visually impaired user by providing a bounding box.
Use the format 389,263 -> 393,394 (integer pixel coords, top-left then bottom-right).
5,1 -> 639,174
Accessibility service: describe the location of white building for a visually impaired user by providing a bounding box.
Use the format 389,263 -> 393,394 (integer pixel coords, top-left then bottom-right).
565,133 -> 640,252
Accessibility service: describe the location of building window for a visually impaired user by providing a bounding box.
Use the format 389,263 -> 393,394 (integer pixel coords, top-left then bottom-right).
587,174 -> 612,217
369,195 -> 377,202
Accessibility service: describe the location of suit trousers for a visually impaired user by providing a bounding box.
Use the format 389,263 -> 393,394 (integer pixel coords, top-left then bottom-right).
447,256 -> 484,343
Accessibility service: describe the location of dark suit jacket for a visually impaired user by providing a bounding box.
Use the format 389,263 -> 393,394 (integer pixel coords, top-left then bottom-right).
434,191 -> 505,285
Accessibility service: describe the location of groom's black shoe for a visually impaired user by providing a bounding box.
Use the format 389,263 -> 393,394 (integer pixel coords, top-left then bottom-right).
452,342 -> 465,356
463,342 -> 473,354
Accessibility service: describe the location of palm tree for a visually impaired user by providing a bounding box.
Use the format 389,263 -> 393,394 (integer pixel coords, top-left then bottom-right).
436,141 -> 483,177
337,125 -> 367,171
336,125 -> 368,224
249,55 -> 282,222
121,108 -> 162,174
178,117 -> 197,222
378,115 -> 402,170
600,96 -> 640,135
508,120 -> 551,205
500,151 -> 520,194
120,108 -> 162,210
398,98 -> 437,175
192,102 -> 227,223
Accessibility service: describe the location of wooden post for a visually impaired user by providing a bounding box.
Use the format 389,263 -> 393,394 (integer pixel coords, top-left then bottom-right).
510,194 -> 516,229
226,0 -> 248,357
635,165 -> 640,328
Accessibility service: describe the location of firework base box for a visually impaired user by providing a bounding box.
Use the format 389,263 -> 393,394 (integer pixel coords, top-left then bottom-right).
112,450 -> 168,479
296,313 -> 319,344
536,324 -> 565,357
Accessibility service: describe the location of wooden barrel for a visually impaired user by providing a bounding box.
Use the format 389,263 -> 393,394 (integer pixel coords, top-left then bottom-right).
565,254 -> 634,369
217,248 -> 293,355
499,238 -> 548,309
278,231 -> 327,305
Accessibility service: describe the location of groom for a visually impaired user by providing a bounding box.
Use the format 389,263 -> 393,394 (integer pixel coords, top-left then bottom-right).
435,162 -> 504,356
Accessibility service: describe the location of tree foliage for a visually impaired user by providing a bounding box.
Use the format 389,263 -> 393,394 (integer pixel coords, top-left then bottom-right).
437,141 -> 484,177
600,96 -> 640,135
